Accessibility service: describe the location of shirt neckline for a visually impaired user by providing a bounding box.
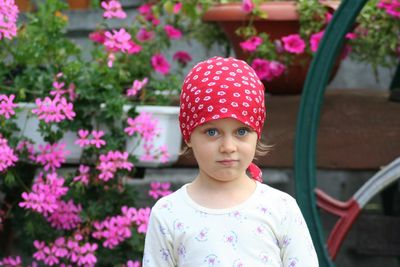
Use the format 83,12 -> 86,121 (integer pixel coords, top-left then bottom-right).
181,181 -> 261,214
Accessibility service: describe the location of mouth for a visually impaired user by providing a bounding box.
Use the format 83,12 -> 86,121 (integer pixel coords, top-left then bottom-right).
217,160 -> 239,166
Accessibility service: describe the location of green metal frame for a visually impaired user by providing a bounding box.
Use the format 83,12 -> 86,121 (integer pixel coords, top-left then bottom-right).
294,1 -> 368,266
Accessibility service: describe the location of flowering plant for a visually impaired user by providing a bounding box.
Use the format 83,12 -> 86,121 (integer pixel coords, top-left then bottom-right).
0,0 -> 194,265
159,0 -> 400,83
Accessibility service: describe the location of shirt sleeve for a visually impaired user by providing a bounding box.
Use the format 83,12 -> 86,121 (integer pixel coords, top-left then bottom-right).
142,206 -> 176,267
279,197 -> 319,267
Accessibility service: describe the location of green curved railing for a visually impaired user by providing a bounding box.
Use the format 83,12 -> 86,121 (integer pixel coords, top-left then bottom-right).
294,1 -> 368,266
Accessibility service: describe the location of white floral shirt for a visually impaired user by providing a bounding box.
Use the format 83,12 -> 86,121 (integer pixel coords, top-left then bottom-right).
143,181 -> 318,267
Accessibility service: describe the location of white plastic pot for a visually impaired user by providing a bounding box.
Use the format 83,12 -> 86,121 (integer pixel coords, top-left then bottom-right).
14,103 -> 82,163
125,105 -> 182,167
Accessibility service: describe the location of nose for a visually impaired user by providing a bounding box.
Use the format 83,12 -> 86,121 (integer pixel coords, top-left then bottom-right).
219,136 -> 237,153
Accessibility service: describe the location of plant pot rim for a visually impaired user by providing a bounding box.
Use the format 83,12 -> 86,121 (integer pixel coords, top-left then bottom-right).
123,104 -> 179,115
202,1 -> 339,22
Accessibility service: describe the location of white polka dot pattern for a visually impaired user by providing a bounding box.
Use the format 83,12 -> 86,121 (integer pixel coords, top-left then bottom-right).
179,57 -> 266,142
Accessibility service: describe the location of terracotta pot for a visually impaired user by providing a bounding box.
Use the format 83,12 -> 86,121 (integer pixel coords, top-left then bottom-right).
67,0 -> 90,10
203,1 -> 342,94
15,0 -> 32,12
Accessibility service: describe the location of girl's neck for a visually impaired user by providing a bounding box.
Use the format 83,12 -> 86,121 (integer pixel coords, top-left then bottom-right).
187,174 -> 257,209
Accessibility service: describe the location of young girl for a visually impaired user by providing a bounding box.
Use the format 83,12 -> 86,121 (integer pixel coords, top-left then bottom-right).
142,57 -> 318,266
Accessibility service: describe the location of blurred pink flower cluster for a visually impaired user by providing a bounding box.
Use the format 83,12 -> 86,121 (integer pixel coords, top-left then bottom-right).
0,0 -> 19,40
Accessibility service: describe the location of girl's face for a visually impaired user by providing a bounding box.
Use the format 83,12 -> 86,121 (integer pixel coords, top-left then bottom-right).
187,118 -> 258,184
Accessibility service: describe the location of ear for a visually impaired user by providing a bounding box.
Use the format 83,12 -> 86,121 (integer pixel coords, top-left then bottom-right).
185,140 -> 192,148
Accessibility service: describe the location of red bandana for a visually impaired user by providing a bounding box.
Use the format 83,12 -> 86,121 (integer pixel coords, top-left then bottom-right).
179,57 -> 266,182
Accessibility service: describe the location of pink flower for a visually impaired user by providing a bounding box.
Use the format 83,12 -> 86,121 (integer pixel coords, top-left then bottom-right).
164,25 -> 182,40
151,54 -> 170,75
127,40 -> 142,54
75,129 -> 91,147
310,30 -> 325,53
101,0 -> 126,19
173,51 -> 192,66
269,61 -> 286,78
91,130 -> 106,148
33,240 -> 46,261
239,36 -> 263,52
19,173 -> 68,216
241,0 -> 255,13
251,58 -> 273,81
251,58 -> 285,81
0,255 -> 22,267
127,77 -> 148,97
73,165 -> 90,185
107,52 -> 115,68
173,3 -> 182,14
46,200 -> 82,230
345,32 -> 357,40
282,34 -> 306,54
97,150 -> 133,182
0,136 -> 18,172
31,95 -> 76,123
104,28 -> 132,53
148,182 -> 172,200
36,143 -> 69,171
89,30 -> 106,44
138,3 -> 152,16
0,0 -> 19,40
378,0 -> 400,18
136,28 -> 155,42
0,94 -> 17,119
124,112 -> 159,142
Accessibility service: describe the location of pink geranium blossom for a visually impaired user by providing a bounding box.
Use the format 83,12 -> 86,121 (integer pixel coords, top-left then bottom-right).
173,51 -> 192,66
101,0 -> 126,19
127,78 -> 148,97
241,0 -> 255,13
163,25 -> 182,40
138,3 -> 159,25
136,28 -> 155,42
127,40 -> 142,54
173,3 -> 182,14
46,200 -> 82,230
89,30 -> 106,44
19,172 -> 68,216
31,95 -> 76,123
0,94 -> 17,119
16,140 -> 36,161
239,36 -> 263,52
104,28 -> 132,53
50,73 -> 76,101
378,0 -> 400,18
310,30 -> 325,53
282,34 -> 306,54
148,181 -> 172,200
73,165 -> 90,185
91,130 -> 106,148
36,143 -> 69,172
251,58 -> 286,81
0,255 -> 22,267
97,150 -> 133,182
151,54 -> 170,75
75,129 -> 91,147
0,136 -> 18,172
127,260 -> 141,267
124,112 -> 159,142
75,130 -> 106,148
0,0 -> 19,40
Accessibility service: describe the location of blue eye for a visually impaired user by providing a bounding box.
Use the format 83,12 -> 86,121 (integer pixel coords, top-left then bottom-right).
237,128 -> 249,136
206,129 -> 218,136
